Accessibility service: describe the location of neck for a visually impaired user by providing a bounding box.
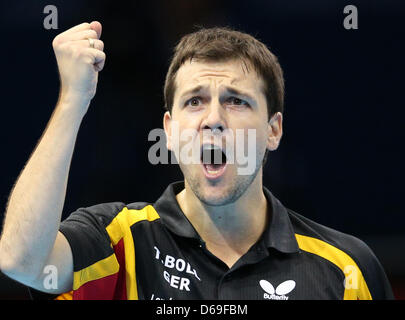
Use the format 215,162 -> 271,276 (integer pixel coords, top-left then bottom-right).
176,171 -> 268,262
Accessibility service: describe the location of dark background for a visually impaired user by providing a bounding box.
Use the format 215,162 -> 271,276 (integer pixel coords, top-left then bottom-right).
0,0 -> 404,299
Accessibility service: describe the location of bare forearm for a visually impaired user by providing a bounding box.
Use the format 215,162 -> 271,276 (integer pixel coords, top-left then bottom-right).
0,21 -> 105,288
0,97 -> 87,279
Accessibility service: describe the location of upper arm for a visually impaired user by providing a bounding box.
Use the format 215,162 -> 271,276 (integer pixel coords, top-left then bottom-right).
30,231 -> 73,294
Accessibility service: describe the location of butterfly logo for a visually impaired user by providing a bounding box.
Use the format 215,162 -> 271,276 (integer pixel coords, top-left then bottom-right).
259,279 -> 296,300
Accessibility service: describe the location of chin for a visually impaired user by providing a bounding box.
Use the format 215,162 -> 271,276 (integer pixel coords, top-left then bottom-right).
186,173 -> 258,207
198,190 -> 237,206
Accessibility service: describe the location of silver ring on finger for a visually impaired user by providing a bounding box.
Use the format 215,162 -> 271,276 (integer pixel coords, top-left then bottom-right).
88,38 -> 95,49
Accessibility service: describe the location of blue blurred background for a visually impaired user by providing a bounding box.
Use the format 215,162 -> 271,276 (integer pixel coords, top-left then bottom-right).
0,0 -> 404,299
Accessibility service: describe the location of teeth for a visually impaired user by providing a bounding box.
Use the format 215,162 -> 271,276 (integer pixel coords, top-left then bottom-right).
201,144 -> 222,151
202,144 -> 222,152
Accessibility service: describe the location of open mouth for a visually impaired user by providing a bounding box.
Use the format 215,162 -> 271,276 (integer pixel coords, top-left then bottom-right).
201,144 -> 227,179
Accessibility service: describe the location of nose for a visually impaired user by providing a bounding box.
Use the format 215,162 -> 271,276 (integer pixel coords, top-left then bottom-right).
201,100 -> 226,133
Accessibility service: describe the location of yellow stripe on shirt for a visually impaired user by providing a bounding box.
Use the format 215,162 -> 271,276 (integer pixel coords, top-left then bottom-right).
295,233 -> 372,300
105,205 -> 160,300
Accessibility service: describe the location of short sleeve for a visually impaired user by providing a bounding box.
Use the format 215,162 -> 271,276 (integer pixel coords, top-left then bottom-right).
59,202 -> 128,299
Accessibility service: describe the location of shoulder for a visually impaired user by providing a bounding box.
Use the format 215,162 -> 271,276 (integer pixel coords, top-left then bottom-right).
287,209 -> 394,300
288,208 -> 372,263
59,201 -> 157,274
60,201 -> 162,248
61,201 -> 153,228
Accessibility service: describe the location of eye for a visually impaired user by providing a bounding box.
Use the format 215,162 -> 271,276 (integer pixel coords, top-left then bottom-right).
226,96 -> 250,107
185,96 -> 203,108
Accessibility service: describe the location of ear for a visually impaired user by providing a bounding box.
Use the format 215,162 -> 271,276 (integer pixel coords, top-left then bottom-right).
163,111 -> 173,151
267,112 -> 283,151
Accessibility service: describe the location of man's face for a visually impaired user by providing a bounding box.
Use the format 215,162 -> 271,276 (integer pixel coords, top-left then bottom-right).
164,58 -> 282,206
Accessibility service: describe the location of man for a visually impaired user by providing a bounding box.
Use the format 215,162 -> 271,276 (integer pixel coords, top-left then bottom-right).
0,21 -> 394,300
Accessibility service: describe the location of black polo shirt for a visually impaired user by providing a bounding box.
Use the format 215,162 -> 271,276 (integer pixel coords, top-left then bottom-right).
58,181 -> 394,300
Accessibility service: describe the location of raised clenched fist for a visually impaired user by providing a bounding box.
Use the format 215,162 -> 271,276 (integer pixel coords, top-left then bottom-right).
52,21 -> 106,107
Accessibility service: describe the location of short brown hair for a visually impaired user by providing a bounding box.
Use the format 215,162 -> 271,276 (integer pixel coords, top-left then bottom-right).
163,26 -> 285,119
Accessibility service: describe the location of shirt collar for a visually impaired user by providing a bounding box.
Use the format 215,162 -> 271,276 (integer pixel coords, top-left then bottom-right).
153,181 -> 299,254
261,186 -> 299,253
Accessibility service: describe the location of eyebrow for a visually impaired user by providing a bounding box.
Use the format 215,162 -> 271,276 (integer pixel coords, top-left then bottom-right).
179,85 -> 204,100
179,85 -> 257,104
225,86 -> 256,103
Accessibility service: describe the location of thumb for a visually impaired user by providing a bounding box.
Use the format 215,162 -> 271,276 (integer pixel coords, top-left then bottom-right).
90,21 -> 102,39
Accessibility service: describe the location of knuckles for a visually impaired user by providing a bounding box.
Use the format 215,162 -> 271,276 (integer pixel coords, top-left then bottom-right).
52,28 -> 99,49
52,35 -> 62,48
87,30 -> 98,39
98,40 -> 104,50
52,23 -> 106,67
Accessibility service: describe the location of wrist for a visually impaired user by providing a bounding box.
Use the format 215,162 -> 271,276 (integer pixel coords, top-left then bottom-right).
58,89 -> 91,106
57,89 -> 91,118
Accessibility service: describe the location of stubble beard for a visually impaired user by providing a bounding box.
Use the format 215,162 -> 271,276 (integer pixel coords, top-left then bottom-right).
181,159 -> 264,207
